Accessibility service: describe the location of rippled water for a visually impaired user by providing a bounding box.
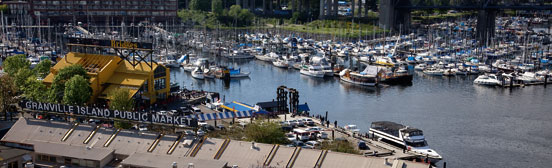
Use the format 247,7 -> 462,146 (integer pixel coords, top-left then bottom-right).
171,57 -> 552,168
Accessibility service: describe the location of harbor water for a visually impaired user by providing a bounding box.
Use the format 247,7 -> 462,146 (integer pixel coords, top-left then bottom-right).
171,56 -> 552,167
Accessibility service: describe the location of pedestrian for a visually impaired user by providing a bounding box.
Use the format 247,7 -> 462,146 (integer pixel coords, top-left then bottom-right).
334,120 -> 337,128
326,120 -> 330,128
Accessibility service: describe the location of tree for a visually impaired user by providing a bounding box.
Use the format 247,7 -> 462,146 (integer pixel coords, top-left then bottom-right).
14,68 -> 34,90
189,0 -> 210,11
33,59 -> 52,78
62,75 -> 91,106
2,54 -> 30,76
109,88 -> 135,129
244,120 -> 288,144
228,5 -> 242,20
0,75 -> 18,121
49,65 -> 88,103
22,76 -> 48,102
0,4 -> 8,13
212,0 -> 223,16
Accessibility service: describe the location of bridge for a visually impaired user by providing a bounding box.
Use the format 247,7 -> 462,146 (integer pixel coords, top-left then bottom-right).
379,0 -> 552,40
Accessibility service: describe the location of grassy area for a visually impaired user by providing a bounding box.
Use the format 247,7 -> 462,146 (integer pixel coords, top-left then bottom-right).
278,20 -> 386,38
320,139 -> 360,154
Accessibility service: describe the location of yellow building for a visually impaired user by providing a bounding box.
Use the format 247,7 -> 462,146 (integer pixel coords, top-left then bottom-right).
43,52 -> 170,105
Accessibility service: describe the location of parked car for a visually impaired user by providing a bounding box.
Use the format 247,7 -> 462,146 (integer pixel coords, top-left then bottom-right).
305,127 -> 322,133
290,140 -> 305,147
305,141 -> 320,149
358,140 -> 369,150
302,118 -> 315,126
286,133 -> 296,142
138,124 -> 148,131
184,130 -> 196,136
197,130 -> 205,136
281,125 -> 293,132
288,120 -> 298,127
296,119 -> 305,127
317,132 -> 329,139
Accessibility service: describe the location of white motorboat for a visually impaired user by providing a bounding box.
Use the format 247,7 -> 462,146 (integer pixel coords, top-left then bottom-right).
473,74 -> 501,86
203,68 -> 215,79
423,68 -> 444,76
226,49 -> 254,59
369,121 -> 442,164
191,67 -> 204,79
272,58 -> 290,68
339,66 -> 380,86
182,64 -> 197,72
443,69 -> 456,76
414,64 -> 427,71
300,65 -> 325,78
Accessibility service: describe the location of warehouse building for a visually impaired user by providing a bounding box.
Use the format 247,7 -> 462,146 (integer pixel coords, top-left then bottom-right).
43,52 -> 170,105
1,118 -> 431,168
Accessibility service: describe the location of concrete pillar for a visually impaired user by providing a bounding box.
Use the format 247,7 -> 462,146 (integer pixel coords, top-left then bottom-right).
358,0 -> 363,17
351,0 -> 355,18
364,0 -> 370,17
319,0 -> 325,19
263,0 -> 267,15
269,0 -> 273,14
476,9 -> 496,42
251,0 -> 255,11
333,0 -> 338,17
237,0 -> 242,7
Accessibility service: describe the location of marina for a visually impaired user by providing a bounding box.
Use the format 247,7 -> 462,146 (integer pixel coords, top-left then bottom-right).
0,1 -> 551,167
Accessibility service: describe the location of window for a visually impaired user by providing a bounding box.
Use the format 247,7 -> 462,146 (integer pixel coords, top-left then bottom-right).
154,66 -> 167,78
38,154 -> 56,163
154,78 -> 166,90
8,161 -> 17,168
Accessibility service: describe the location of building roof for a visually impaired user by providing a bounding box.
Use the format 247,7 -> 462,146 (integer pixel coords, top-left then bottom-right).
0,145 -> 30,162
33,141 -> 113,161
98,84 -> 140,99
121,152 -> 227,168
221,101 -> 256,112
106,73 -> 148,87
256,100 -> 282,109
1,118 -> 430,168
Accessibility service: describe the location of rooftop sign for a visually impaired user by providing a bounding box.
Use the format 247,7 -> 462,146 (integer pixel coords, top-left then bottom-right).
20,100 -> 195,126
67,38 -> 153,50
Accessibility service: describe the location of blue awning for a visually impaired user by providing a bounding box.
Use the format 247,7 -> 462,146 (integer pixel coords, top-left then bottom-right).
298,104 -> 310,112
187,110 -> 255,121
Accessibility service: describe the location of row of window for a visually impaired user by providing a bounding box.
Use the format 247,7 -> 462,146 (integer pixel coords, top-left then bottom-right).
34,11 -> 176,16
35,0 -> 176,6
154,78 -> 166,90
37,154 -> 99,168
33,5 -> 176,10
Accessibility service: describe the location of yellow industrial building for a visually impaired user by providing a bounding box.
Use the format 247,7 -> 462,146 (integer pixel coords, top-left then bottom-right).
43,52 -> 170,105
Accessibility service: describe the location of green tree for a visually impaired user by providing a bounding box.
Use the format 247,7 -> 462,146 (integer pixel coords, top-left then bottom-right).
49,65 -> 88,103
212,0 -> 223,16
228,5 -> 241,19
244,120 -> 288,144
3,54 -> 30,76
189,0 -> 210,11
62,75 -> 91,105
0,75 -> 18,120
109,88 -> 135,129
22,76 -> 48,102
33,59 -> 52,78
0,4 -> 8,13
14,68 -> 34,90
